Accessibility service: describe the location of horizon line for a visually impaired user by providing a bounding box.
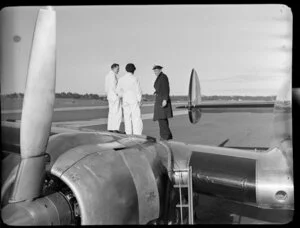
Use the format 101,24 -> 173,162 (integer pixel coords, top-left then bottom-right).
0,92 -> 277,97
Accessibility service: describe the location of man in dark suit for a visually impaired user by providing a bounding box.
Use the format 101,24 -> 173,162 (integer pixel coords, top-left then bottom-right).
152,65 -> 173,140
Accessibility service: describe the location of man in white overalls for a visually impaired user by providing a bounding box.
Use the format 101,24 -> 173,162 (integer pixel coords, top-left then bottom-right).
116,63 -> 143,135
105,63 -> 122,132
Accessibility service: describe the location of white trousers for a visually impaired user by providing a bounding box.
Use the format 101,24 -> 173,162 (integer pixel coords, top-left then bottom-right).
123,102 -> 143,135
107,99 -> 122,131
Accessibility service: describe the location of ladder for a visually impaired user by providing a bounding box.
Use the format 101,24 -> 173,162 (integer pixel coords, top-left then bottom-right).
173,166 -> 194,224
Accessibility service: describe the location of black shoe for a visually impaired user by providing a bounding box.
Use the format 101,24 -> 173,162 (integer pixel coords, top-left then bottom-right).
160,137 -> 172,141
108,130 -> 120,133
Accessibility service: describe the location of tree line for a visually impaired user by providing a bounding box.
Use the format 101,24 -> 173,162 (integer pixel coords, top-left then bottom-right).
1,92 -> 105,100
1,92 -> 275,101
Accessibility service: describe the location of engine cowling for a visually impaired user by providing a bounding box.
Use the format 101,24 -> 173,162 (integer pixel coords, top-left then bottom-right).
47,133 -> 170,225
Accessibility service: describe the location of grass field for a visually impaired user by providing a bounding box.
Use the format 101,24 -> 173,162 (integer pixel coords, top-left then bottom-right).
1,97 -> 109,110
1,97 -> 272,111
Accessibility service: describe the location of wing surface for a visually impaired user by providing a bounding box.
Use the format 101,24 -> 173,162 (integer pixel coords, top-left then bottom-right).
177,101 -> 274,109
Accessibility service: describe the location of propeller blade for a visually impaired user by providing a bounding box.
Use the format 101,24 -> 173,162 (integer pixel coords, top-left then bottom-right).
188,68 -> 201,106
9,6 -> 56,202
21,6 -> 56,158
188,69 -> 202,124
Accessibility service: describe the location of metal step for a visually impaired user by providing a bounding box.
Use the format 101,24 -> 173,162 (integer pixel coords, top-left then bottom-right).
176,204 -> 189,208
174,184 -> 188,188
173,168 -> 190,172
173,166 -> 194,224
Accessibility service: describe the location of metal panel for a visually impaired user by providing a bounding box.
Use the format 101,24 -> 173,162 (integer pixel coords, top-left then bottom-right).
46,132 -> 119,171
256,147 -> 294,209
189,151 -> 256,203
119,148 -> 160,224
51,142 -> 123,177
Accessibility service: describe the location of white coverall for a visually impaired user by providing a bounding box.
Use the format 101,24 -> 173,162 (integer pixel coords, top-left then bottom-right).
105,70 -> 122,131
116,72 -> 143,135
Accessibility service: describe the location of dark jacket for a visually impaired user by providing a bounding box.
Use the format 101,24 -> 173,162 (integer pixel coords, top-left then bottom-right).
153,72 -> 173,121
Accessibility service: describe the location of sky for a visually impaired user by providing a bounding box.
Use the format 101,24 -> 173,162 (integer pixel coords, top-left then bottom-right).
0,4 -> 293,96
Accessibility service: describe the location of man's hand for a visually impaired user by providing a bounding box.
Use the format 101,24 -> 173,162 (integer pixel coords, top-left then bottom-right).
162,100 -> 167,107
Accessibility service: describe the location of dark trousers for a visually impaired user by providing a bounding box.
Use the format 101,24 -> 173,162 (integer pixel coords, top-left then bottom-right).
158,119 -> 173,140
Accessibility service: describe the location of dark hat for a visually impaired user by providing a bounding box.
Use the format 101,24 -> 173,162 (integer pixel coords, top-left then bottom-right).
125,63 -> 136,73
152,65 -> 163,70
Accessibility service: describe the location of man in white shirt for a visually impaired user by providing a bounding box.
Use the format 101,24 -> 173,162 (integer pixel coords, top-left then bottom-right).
116,63 -> 143,135
104,63 -> 122,132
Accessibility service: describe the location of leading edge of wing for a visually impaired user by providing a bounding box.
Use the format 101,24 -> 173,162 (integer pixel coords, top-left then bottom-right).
176,101 -> 274,109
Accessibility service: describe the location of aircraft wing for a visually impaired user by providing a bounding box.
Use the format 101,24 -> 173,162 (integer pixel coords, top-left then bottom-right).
176,100 -> 274,109
177,69 -> 276,124
1,120 -> 85,158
